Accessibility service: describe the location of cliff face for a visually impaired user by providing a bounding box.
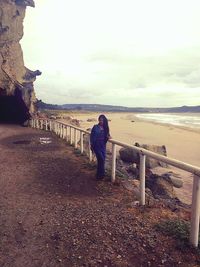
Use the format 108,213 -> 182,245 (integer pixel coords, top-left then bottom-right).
0,0 -> 41,123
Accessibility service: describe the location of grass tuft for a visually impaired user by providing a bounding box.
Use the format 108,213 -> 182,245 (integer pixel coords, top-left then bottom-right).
155,219 -> 200,250
74,149 -> 81,155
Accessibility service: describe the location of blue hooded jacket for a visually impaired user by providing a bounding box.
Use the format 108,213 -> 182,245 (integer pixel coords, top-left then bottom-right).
90,124 -> 108,149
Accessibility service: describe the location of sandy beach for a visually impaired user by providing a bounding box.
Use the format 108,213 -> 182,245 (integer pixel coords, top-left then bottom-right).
61,111 -> 200,204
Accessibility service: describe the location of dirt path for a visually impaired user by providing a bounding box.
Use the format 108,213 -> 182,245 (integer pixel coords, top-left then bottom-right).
0,124 -> 199,267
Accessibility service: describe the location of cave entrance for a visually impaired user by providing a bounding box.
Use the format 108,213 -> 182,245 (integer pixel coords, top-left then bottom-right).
0,88 -> 30,124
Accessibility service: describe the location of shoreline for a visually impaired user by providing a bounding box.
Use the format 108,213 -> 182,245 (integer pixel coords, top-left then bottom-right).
134,113 -> 200,134
61,110 -> 200,134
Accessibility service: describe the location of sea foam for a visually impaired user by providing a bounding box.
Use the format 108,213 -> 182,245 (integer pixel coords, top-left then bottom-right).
135,113 -> 200,129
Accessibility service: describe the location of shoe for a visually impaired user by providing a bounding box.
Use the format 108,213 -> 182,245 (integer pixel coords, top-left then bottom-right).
96,176 -> 103,181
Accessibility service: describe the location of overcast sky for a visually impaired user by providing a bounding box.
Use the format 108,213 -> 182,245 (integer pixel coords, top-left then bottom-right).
21,0 -> 200,107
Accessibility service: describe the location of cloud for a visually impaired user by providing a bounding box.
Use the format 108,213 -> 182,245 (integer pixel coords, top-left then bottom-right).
22,0 -> 200,107
182,69 -> 200,87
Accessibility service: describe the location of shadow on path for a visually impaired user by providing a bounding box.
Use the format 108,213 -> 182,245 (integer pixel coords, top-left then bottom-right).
0,128 -> 99,198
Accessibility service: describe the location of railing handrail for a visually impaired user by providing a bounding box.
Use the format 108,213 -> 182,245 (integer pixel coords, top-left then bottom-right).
56,120 -> 90,134
109,139 -> 200,176
56,120 -> 200,176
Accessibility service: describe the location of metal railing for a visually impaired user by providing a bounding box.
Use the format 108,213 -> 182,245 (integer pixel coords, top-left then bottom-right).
30,118 -> 200,247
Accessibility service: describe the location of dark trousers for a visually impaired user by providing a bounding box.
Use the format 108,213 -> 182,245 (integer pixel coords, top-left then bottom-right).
94,142 -> 106,179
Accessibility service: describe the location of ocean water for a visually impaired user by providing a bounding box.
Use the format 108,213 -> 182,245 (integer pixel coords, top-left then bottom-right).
135,113 -> 200,129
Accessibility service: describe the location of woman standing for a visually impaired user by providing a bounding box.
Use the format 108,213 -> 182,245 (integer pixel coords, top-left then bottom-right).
90,114 -> 111,180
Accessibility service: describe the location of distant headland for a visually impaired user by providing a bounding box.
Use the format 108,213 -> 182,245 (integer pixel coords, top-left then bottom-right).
36,101 -> 200,113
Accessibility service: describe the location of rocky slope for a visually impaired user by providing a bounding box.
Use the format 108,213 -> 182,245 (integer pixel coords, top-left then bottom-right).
0,0 -> 41,122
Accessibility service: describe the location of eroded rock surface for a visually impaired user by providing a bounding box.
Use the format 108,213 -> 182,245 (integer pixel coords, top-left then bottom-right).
0,0 -> 41,123
119,143 -> 168,168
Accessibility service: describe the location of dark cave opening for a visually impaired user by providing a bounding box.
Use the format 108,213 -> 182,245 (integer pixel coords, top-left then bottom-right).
0,89 -> 30,124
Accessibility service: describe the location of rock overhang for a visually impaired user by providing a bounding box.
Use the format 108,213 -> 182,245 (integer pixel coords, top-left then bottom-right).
0,0 -> 41,124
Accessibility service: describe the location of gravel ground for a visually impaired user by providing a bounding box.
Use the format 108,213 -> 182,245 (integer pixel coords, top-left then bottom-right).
0,124 -> 199,267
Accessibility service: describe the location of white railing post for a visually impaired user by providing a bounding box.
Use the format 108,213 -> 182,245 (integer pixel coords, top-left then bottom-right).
60,124 -> 63,138
63,126 -> 66,139
88,136 -> 92,162
36,119 -> 39,129
80,132 -> 84,154
66,126 -> 68,139
65,125 -> 68,142
139,154 -> 146,205
190,175 -> 200,247
64,126 -> 66,139
59,123 -> 61,136
59,123 -> 62,138
66,126 -> 69,142
40,120 -> 43,130
59,124 -> 61,137
45,120 -> 48,131
57,123 -> 60,136
56,123 -> 59,135
55,122 -> 57,133
70,127 -> 73,145
62,125 -> 64,138
74,129 -> 77,148
49,120 -> 52,131
111,143 -> 117,183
